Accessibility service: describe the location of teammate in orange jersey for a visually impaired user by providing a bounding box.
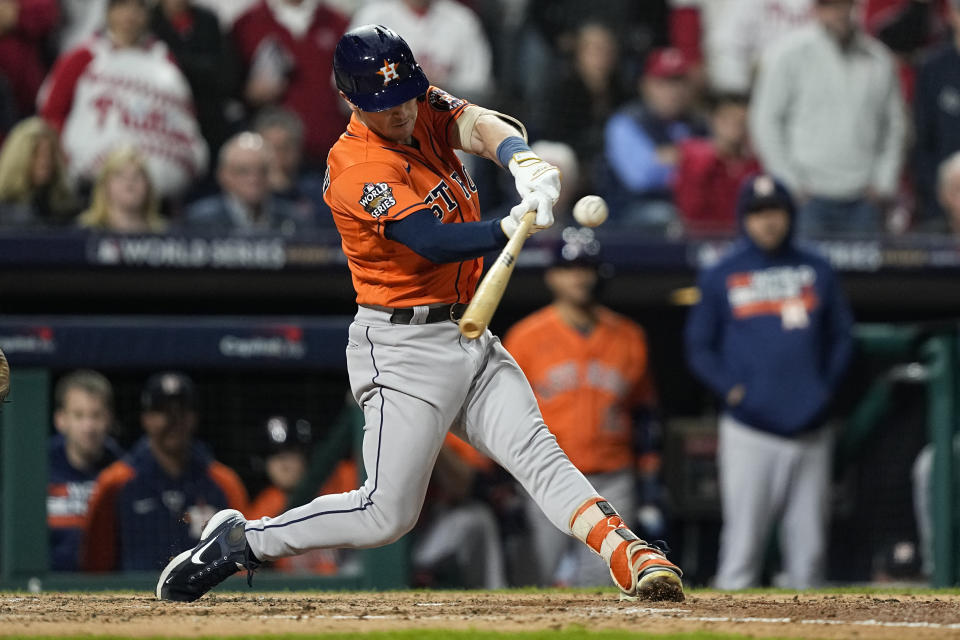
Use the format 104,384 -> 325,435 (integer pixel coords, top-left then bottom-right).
505,227 -> 664,586
157,24 -> 683,603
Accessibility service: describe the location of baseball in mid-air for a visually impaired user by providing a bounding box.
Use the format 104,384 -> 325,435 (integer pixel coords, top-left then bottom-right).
572,195 -> 608,227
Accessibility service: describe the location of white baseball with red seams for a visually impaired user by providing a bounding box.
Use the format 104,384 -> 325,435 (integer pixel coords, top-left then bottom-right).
573,195 -> 609,227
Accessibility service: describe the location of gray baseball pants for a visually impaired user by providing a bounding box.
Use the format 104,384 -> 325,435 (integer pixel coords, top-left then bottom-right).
245,305 -> 599,560
715,413 -> 833,590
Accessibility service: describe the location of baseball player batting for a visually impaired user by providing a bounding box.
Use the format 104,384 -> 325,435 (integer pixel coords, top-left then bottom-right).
156,24 -> 683,603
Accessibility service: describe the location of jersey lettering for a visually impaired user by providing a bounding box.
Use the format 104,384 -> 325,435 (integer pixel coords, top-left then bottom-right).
536,360 -> 629,400
428,181 -> 458,213
726,266 -> 819,321
47,481 -> 96,520
449,170 -> 475,198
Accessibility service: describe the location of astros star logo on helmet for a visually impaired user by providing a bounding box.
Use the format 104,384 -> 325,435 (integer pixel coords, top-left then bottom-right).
377,59 -> 400,85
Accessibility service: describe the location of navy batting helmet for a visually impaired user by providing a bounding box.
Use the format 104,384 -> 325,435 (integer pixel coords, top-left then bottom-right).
334,25 -> 429,112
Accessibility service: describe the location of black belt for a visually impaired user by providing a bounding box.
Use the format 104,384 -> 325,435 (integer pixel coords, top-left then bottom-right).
389,303 -> 467,324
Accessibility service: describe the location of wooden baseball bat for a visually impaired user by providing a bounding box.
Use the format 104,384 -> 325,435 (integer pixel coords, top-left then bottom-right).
459,210 -> 536,339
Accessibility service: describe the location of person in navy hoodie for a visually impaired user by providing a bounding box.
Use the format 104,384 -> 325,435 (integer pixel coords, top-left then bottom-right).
684,174 -> 853,589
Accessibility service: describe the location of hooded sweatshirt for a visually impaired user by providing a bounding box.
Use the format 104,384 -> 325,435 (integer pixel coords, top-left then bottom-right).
684,176 -> 853,436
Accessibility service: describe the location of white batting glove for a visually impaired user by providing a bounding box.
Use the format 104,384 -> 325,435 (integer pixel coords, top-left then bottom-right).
509,151 -> 561,227
500,194 -> 554,238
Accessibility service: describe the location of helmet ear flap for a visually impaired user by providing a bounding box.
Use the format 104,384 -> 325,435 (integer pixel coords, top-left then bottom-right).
334,24 -> 430,112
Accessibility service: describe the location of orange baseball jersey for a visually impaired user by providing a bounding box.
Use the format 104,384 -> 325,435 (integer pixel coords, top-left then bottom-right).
503,306 -> 656,475
323,86 -> 483,307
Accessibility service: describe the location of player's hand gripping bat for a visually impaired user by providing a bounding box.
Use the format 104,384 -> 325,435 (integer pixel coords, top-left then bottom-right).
459,210 -> 536,339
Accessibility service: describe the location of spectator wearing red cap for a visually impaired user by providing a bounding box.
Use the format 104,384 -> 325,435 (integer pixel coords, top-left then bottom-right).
599,47 -> 707,231
675,92 -> 760,236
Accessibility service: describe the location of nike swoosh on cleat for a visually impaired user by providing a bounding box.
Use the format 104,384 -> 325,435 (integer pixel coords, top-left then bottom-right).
190,535 -> 221,565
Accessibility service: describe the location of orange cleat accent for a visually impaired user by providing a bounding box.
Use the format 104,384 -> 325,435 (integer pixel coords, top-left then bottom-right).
569,497 -> 684,601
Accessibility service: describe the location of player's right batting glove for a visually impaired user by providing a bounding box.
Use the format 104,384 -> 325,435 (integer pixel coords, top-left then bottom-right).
509,151 -> 561,226
500,194 -> 554,238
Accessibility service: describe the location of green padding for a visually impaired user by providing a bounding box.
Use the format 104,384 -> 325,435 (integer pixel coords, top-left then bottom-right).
1,368 -> 50,580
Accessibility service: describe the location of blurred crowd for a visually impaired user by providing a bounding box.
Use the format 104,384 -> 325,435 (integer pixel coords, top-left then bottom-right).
0,0 -> 959,238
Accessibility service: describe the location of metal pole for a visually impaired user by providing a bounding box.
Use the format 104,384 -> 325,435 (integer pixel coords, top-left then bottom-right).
923,335 -> 957,587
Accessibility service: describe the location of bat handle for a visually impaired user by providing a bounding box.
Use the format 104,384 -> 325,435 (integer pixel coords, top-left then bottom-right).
513,209 -> 537,238
459,210 -> 536,339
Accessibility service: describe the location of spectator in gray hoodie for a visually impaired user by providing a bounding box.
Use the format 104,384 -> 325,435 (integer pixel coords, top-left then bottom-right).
749,0 -> 906,237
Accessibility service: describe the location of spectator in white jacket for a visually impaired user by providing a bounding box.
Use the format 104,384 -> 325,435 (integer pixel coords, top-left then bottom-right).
39,0 -> 208,199
749,0 -> 906,237
707,0 -> 813,93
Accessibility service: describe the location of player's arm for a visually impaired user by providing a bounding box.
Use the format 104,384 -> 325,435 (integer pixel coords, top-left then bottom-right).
450,105 -> 560,236
684,270 -> 739,401
384,211 -> 508,263
450,108 -> 525,164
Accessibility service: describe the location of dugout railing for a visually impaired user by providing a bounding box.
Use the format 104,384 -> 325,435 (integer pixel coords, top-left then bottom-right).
838,323 -> 960,587
0,316 -> 409,592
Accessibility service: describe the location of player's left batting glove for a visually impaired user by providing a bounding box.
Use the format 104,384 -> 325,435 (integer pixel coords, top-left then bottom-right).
500,194 -> 554,238
509,151 -> 561,226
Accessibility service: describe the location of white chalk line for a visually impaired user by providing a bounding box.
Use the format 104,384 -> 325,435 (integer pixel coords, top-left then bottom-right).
253,605 -> 960,630
606,606 -> 960,630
